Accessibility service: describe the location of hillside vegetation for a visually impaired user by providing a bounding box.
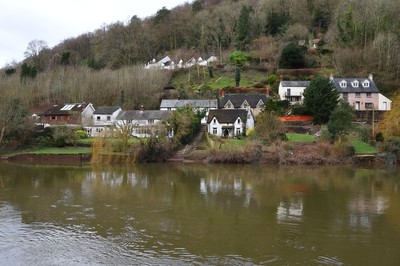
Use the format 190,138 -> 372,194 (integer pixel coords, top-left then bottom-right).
1,0 -> 399,145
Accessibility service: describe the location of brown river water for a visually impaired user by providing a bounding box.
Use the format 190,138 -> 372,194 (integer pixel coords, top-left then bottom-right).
0,162 -> 399,265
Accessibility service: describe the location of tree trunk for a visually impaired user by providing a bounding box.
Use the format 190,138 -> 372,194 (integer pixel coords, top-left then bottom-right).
0,127 -> 4,144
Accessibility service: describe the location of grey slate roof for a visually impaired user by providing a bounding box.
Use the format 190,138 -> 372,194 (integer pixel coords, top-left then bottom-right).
160,99 -> 218,109
331,78 -> 379,93
42,103 -> 88,115
280,81 -> 310,87
218,94 -> 268,108
93,106 -> 121,115
207,109 -> 248,124
117,110 -> 172,121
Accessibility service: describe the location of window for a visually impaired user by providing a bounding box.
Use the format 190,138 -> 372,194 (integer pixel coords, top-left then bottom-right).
286,88 -> 291,96
51,116 -> 56,120
237,118 -> 241,124
366,92 -> 372,98
212,128 -> 217,135
235,128 -> 241,135
106,116 -> 111,121
355,93 -> 361,98
343,92 -> 348,99
213,118 -> 216,124
365,103 -> 373,109
148,119 -> 154,124
97,116 -> 101,121
355,101 -> 360,110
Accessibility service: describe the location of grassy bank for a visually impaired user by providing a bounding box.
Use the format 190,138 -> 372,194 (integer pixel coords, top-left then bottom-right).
351,140 -> 377,154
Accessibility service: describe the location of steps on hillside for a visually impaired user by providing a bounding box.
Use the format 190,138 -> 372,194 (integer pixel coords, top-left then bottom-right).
167,126 -> 205,162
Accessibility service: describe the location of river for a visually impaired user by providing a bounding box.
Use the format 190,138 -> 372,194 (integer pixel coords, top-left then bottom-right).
0,162 -> 399,265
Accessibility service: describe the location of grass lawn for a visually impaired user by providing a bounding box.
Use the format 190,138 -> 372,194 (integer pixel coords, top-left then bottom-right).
29,147 -> 92,155
286,133 -> 316,142
351,140 -> 377,154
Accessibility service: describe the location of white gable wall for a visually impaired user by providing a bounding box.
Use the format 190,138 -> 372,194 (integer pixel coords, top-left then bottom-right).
278,83 -> 307,104
378,93 -> 392,111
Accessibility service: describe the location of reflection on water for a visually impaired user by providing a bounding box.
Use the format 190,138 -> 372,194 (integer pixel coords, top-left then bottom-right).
0,162 -> 400,265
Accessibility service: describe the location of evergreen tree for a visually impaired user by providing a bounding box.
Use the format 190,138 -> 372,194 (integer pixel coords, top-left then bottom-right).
236,5 -> 252,50
279,43 -> 306,69
327,99 -> 355,142
265,9 -> 289,36
303,76 -> 340,125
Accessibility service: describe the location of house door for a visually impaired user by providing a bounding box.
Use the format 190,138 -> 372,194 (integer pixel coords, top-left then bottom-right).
383,102 -> 387,110
224,129 -> 229,138
355,101 -> 360,110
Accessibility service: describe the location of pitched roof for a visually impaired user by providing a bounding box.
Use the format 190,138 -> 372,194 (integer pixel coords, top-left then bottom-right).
160,99 -> 218,109
218,94 -> 268,108
42,103 -> 89,115
93,106 -> 121,115
116,110 -> 172,121
207,109 -> 248,124
331,78 -> 379,93
280,81 -> 310,87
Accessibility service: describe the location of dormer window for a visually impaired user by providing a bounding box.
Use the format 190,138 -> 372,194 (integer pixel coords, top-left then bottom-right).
352,80 -> 359,88
363,80 -> 370,87
340,80 -> 347,88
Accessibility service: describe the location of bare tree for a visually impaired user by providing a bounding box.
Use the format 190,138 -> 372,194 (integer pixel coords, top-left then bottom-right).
24,39 -> 49,70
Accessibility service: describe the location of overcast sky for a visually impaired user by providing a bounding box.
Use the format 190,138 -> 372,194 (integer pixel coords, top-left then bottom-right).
0,0 -> 188,67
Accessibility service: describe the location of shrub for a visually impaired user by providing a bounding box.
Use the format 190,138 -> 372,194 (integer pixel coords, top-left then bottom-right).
380,140 -> 400,156
266,74 -> 277,84
75,129 -> 88,139
332,141 -> 355,157
375,132 -> 384,142
52,126 -> 79,147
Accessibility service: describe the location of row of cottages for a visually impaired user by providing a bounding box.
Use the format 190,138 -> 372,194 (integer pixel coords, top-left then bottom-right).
38,92 -> 267,139
39,103 -> 171,138
278,74 -> 391,111
144,55 -> 218,70
87,107 -> 171,138
159,99 -> 218,124
159,93 -> 267,138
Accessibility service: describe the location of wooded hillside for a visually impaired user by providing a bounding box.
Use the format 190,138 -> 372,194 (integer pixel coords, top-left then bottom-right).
1,0 -> 400,109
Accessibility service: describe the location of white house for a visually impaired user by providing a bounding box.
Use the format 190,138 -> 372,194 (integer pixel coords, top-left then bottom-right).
278,81 -> 310,104
85,106 -> 122,137
116,110 -> 172,138
207,109 -> 254,137
160,99 -> 218,124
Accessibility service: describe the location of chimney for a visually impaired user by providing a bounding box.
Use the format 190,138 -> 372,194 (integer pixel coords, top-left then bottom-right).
219,89 -> 225,97
368,73 -> 373,81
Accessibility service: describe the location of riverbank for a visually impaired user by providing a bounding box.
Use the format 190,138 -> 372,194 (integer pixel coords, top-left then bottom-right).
1,142 -> 388,166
